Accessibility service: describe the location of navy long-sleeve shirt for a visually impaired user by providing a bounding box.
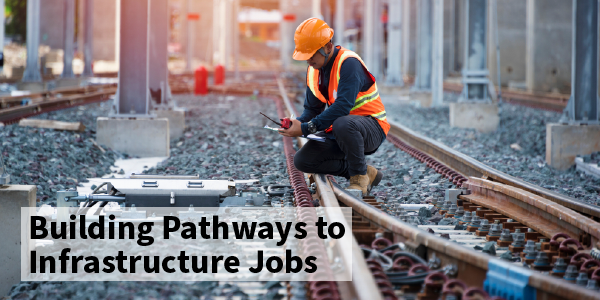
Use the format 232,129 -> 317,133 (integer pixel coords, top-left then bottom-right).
297,47 -> 375,138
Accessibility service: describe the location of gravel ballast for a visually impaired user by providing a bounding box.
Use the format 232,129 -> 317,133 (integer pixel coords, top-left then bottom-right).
143,94 -> 290,186
4,94 -> 290,299
383,96 -> 600,205
1,102 -> 119,206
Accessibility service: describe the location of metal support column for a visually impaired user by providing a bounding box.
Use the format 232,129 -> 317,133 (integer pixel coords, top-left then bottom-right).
185,0 -> 193,71
413,0 -> 432,90
0,0 -> 5,75
279,0 -> 291,70
431,0 -> 444,106
62,0 -> 75,78
114,0 -> 150,115
149,0 -> 170,107
312,0 -> 322,18
82,0 -> 94,77
459,0 -> 491,102
373,0 -> 384,79
563,0 -> 599,123
225,0 -> 233,69
212,0 -> 219,65
22,0 -> 42,82
233,0 -> 240,80
401,0 -> 411,77
386,0 -> 403,85
215,0 -> 227,66
334,0 -> 344,46
363,0 -> 377,77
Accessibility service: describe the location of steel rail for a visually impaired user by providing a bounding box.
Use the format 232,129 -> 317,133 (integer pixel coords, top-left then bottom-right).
0,84 -> 116,108
0,87 -> 117,124
313,174 -> 384,300
387,120 -> 600,220
275,78 -> 387,300
462,177 -> 600,249
441,80 -> 568,112
328,181 -> 600,300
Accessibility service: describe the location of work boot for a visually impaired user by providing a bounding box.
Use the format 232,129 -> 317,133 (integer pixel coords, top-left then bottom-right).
347,174 -> 369,195
366,165 -> 383,193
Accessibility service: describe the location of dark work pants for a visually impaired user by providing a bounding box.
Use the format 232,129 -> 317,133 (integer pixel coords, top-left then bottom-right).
294,115 -> 386,178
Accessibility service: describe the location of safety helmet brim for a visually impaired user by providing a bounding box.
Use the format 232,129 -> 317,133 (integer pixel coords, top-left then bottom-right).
292,49 -> 317,61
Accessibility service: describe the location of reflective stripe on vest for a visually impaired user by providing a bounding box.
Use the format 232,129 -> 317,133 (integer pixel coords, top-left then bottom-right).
306,47 -> 390,135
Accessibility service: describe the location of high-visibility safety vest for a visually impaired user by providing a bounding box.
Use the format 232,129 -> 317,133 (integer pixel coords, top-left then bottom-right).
306,46 -> 390,135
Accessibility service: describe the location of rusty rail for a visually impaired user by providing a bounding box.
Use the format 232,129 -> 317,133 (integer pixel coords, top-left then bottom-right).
0,86 -> 117,124
328,181 -> 600,300
432,79 -> 568,112
387,120 -> 600,220
463,177 -> 600,249
275,77 -> 390,300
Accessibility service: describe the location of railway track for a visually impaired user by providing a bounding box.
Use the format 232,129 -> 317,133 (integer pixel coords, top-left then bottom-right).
1,72 -> 592,299
0,84 -> 116,124
270,75 -> 600,299
409,77 -> 569,112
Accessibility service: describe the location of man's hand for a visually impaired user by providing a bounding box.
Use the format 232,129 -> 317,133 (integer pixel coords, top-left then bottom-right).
278,119 -> 303,137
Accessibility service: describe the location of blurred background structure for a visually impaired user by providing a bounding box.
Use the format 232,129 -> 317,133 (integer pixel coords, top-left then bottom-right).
0,0 -> 596,167
0,0 -> 595,92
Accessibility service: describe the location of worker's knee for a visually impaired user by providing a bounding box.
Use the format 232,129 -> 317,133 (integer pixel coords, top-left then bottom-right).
293,149 -> 311,173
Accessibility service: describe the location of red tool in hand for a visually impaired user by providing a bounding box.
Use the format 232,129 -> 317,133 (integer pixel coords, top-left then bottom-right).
260,112 -> 291,129
279,117 -> 291,129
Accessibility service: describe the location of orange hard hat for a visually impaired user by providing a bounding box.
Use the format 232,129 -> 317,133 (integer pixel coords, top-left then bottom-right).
293,18 -> 334,61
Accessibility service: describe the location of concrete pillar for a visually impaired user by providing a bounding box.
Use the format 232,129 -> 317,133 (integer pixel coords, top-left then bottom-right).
149,0 -> 186,141
0,0 -> 5,76
116,0 -> 150,115
564,0 -> 599,123
186,0 -> 193,71
58,0 -> 77,87
546,0 -> 600,170
363,0 -> 375,75
22,0 -> 42,83
115,0 -> 120,67
97,0 -> 170,157
0,185 -> 36,297
386,0 -> 403,86
214,0 -> 228,66
280,0 -> 292,70
372,0 -> 384,79
82,0 -> 94,77
546,124 -> 600,170
149,0 -> 170,106
452,0 -> 498,132
233,0 -> 240,80
224,0 -> 233,69
401,0 -> 411,77
526,0 -> 572,93
431,0 -> 444,106
312,0 -> 322,18
444,0 -> 456,77
409,0 -> 434,107
334,0 -> 345,46
454,0 -> 466,72
459,0 -> 491,102
212,0 -> 219,65
414,0 -> 432,91
487,0 -> 526,88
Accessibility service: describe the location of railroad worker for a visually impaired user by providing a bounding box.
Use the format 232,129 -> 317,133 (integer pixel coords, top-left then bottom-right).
278,18 -> 388,195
